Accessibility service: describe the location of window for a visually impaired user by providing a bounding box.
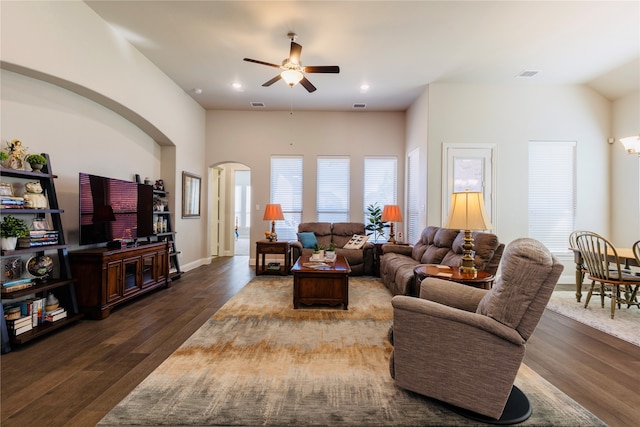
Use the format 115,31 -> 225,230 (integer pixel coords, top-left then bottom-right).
270,156 -> 303,241
363,156 -> 397,218
406,149 -> 420,244
317,156 -> 350,222
528,141 -> 576,256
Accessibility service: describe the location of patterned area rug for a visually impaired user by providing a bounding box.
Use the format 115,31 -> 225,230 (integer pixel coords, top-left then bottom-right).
546,291 -> 639,347
99,276 -> 604,426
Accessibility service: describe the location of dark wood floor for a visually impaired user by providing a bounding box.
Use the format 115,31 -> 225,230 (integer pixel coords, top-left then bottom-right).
1,256 -> 639,426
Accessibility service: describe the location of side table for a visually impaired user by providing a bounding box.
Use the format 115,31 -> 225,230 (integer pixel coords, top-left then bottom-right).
255,240 -> 291,275
414,264 -> 495,291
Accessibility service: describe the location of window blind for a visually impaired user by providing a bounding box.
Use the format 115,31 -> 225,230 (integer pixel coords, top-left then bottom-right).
317,156 -> 350,222
363,157 -> 398,228
407,149 -> 420,245
270,156 -> 303,241
528,141 -> 576,255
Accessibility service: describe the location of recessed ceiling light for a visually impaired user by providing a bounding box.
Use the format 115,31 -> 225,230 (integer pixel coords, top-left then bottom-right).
232,82 -> 243,91
360,83 -> 370,92
193,88 -> 203,94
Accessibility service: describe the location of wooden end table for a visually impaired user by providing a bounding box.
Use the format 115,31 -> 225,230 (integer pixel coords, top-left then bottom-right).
291,255 -> 351,309
255,240 -> 291,275
414,264 -> 495,291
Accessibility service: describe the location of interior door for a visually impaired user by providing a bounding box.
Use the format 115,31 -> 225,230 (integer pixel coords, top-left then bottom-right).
442,144 -> 496,231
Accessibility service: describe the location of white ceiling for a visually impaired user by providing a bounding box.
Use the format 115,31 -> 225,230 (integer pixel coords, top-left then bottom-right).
85,1 -> 640,112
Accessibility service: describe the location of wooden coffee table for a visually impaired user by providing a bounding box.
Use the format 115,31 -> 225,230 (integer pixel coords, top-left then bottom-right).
414,264 -> 495,290
291,255 -> 351,309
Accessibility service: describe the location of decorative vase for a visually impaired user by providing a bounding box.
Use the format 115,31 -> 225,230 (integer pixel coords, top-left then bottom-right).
1,237 -> 18,250
29,162 -> 44,172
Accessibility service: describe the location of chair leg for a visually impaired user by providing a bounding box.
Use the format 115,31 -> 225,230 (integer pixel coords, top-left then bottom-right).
584,282 -> 595,309
600,283 -> 605,307
610,287 -> 617,319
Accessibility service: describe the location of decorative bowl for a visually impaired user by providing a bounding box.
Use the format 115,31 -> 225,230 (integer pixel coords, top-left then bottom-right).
27,255 -> 54,279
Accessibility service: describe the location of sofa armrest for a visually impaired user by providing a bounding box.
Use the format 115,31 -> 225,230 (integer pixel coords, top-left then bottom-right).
392,295 -> 524,346
382,244 -> 413,256
290,241 -> 303,261
418,277 -> 488,313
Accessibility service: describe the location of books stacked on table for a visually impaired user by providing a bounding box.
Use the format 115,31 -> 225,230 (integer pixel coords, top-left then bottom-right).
1,278 -> 33,294
17,230 -> 59,249
0,196 -> 24,209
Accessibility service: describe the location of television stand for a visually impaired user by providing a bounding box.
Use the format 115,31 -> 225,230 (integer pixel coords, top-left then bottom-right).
69,242 -> 170,319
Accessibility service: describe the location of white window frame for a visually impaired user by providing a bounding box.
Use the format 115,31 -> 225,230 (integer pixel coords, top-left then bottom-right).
270,156 -> 303,241
363,156 -> 398,230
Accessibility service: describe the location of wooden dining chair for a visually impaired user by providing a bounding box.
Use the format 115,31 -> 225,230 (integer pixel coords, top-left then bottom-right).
575,232 -> 640,319
634,240 -> 640,268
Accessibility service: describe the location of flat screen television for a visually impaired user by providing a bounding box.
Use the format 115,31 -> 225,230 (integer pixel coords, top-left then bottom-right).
79,173 -> 154,246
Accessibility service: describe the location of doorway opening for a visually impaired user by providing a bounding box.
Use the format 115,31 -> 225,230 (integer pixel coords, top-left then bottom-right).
209,162 -> 251,257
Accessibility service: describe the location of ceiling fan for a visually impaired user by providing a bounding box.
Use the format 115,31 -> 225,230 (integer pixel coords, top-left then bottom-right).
243,32 -> 340,93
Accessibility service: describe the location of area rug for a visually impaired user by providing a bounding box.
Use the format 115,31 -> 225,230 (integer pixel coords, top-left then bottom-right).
98,276 -> 604,426
546,290 -> 639,347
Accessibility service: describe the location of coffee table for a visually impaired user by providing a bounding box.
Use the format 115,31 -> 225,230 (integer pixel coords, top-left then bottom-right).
291,255 -> 351,309
414,264 -> 495,290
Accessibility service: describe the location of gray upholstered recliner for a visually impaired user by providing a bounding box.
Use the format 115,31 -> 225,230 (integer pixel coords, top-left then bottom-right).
389,238 -> 563,422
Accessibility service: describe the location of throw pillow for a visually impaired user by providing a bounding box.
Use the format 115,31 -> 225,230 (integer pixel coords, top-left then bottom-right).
343,234 -> 369,249
297,232 -> 318,249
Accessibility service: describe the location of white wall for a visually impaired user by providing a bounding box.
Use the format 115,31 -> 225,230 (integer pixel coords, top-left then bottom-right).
405,87 -> 430,237
611,91 -> 640,247
0,1 -> 207,269
426,83 -> 612,283
205,110 -> 406,260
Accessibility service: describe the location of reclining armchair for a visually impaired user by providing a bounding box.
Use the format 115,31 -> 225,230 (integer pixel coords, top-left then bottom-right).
389,238 -> 563,423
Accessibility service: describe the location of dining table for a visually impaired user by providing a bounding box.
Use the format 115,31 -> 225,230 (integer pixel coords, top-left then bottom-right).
570,247 -> 639,302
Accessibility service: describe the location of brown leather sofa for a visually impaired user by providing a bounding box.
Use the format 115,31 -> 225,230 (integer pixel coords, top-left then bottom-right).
379,226 -> 504,296
289,222 -> 374,276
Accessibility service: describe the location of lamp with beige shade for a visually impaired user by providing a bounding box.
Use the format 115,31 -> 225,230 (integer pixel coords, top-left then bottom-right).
444,190 -> 492,275
381,204 -> 403,244
263,203 -> 284,241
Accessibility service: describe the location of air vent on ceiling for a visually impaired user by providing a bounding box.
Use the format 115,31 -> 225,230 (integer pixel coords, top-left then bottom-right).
353,103 -> 367,109
516,70 -> 540,78
250,102 -> 265,108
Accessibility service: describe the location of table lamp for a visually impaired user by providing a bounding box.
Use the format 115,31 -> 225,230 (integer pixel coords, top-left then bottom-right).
444,190 -> 492,275
381,204 -> 403,243
263,203 -> 284,240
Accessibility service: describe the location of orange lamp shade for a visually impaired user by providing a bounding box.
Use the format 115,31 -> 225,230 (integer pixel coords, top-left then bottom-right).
263,204 -> 284,221
381,205 -> 403,223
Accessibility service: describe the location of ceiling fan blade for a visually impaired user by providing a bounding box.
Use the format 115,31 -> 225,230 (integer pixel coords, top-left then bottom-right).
262,75 -> 282,87
244,58 -> 281,68
289,41 -> 302,65
299,76 -> 317,93
304,65 -> 340,73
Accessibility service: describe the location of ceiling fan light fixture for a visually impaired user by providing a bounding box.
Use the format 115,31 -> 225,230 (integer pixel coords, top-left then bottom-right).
281,69 -> 303,87
619,135 -> 640,154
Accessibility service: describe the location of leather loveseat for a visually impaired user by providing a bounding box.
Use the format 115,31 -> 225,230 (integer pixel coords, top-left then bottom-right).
290,222 -> 374,276
379,226 -> 504,296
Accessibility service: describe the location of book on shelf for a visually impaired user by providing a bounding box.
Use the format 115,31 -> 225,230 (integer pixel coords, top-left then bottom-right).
45,309 -> 67,322
1,278 -> 33,293
12,323 -> 33,336
267,262 -> 281,270
6,315 -> 32,329
2,277 -> 33,288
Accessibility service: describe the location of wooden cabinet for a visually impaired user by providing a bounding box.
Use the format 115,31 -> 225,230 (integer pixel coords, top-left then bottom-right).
69,242 -> 169,319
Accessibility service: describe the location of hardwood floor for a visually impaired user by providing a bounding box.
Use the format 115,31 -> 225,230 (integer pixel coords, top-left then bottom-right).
2,256 -> 639,426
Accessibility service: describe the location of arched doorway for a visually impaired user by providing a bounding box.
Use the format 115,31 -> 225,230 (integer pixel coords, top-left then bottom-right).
209,162 -> 251,257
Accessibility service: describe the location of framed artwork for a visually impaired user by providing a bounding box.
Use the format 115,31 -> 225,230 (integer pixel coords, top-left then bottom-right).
182,171 -> 201,218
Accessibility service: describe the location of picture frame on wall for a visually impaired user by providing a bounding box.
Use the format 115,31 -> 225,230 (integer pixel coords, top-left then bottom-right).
182,171 -> 201,218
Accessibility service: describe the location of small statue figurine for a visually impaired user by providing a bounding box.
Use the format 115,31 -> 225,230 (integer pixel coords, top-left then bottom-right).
6,139 -> 28,170
23,181 -> 48,209
154,179 -> 165,191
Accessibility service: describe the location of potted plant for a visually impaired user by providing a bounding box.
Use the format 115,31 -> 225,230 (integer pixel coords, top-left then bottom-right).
1,215 -> 30,250
365,203 -> 389,242
0,151 -> 8,167
325,242 -> 337,260
25,154 -> 47,172
312,244 -> 326,260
